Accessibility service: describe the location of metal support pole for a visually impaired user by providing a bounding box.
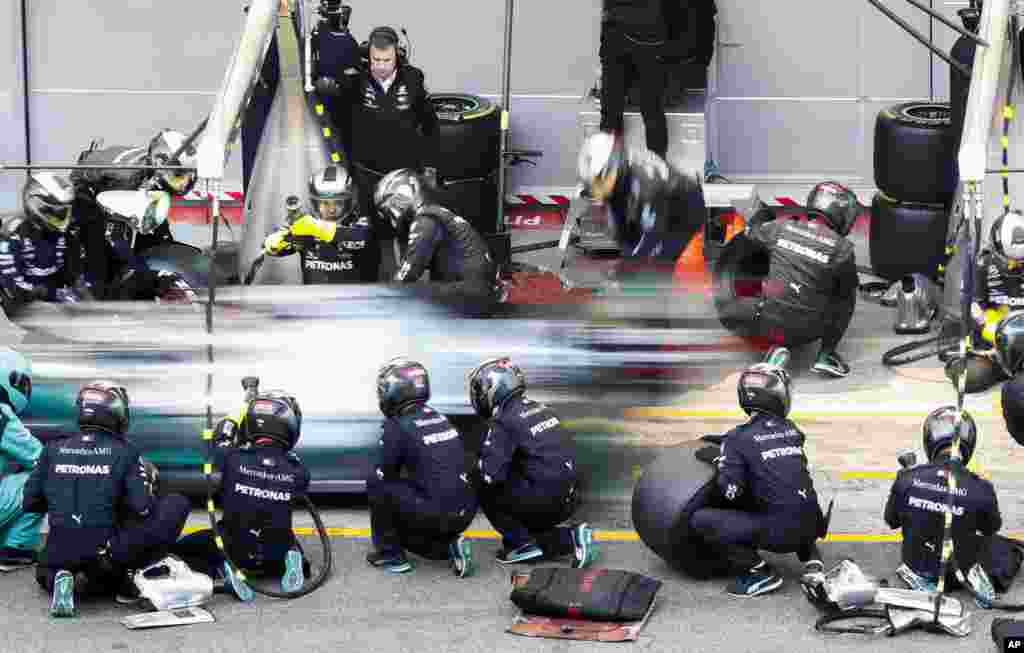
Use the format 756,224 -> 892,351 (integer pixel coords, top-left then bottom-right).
497,0 -> 514,236
204,180 -> 222,432
20,0 -> 31,165
866,0 -> 974,78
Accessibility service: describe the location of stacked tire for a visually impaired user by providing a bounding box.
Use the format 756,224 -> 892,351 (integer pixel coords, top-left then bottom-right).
870,102 -> 956,281
430,93 -> 502,238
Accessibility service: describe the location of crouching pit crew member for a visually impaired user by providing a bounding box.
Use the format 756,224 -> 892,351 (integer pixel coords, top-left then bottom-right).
733,182 -> 860,378
368,358 -> 477,576
0,173 -> 84,317
690,350 -> 828,597
0,347 -> 45,566
262,166 -> 377,283
884,406 -> 1001,606
23,381 -> 190,618
469,357 -> 596,567
375,169 -> 500,316
577,131 -> 707,278
173,390 -> 311,602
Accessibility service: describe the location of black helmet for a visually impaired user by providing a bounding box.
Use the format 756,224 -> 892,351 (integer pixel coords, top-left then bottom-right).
0,347 -> 32,416
737,363 -> 792,418
922,406 -> 977,465
989,211 -> 1024,273
1002,373 -> 1024,447
806,181 -> 859,236
309,165 -> 357,223
377,357 -> 430,417
244,390 -> 302,450
77,381 -> 130,436
468,357 -> 526,418
373,169 -> 427,233
995,311 -> 1024,375
148,129 -> 197,195
23,172 -> 74,232
577,131 -> 626,202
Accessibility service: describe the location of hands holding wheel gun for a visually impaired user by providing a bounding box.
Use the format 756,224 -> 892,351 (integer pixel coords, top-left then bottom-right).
262,195 -> 338,255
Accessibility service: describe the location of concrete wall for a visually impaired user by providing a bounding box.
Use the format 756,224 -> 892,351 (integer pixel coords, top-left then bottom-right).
1,2 -> 27,210
3,0 -> 976,206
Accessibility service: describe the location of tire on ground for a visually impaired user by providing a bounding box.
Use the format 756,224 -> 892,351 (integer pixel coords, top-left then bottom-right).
631,441 -> 733,578
869,193 -> 950,282
874,102 -> 956,205
431,94 -> 500,179
711,233 -> 770,336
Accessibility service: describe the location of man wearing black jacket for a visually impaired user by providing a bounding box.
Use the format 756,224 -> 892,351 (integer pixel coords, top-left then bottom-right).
734,182 -> 860,378
318,26 -> 438,279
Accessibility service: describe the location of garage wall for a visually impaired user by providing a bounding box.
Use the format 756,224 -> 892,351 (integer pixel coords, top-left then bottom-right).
709,0 -> 955,187
0,2 -> 27,211
4,0 -> 984,205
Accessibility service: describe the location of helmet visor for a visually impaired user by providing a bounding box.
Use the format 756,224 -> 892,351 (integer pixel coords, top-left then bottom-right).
38,202 -> 72,231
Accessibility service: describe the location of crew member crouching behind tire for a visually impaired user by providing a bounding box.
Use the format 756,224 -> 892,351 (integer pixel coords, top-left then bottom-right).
23,381 -> 190,618
690,351 -> 827,597
367,358 -> 478,577
883,407 -> 1001,607
375,169 -> 500,317
262,165 -> 377,283
469,357 -> 596,568
172,390 -> 311,602
735,182 -> 860,378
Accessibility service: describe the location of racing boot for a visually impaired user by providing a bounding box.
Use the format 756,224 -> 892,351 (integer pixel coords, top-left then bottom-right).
571,523 -> 597,569
813,350 -> 850,378
448,535 -> 475,579
221,561 -> 255,602
281,548 -> 306,593
763,346 -> 791,369
496,542 -> 544,565
894,274 -> 936,335
49,570 -> 78,618
366,550 -> 414,574
728,560 -> 784,598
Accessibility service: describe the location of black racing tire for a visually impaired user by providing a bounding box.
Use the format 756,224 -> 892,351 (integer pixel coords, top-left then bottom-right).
430,94 -> 501,179
631,441 -> 733,578
869,193 -> 950,282
873,102 -> 957,205
431,174 -> 500,236
711,233 -> 770,336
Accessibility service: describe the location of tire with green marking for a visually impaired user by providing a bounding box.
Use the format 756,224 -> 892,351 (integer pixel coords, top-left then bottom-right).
430,93 -> 500,179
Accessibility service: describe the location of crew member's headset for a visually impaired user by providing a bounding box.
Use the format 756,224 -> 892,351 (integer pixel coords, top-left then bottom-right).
358,26 -> 410,68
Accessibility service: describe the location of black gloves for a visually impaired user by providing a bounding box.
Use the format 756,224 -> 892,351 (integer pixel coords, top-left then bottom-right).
694,444 -> 721,466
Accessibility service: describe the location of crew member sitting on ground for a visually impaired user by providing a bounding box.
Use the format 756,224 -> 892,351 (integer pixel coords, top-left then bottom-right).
24,381 -> 191,618
690,348 -> 828,597
262,165 -> 377,283
883,406 -> 1000,607
468,357 -> 596,567
172,390 -> 311,602
367,358 -> 477,577
734,182 -> 860,378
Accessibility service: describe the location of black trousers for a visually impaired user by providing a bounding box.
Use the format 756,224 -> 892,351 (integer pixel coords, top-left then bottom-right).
690,507 -> 822,570
368,478 -> 477,560
37,494 -> 190,595
722,298 -> 851,352
350,162 -> 395,281
171,527 -> 305,580
479,475 -> 577,554
600,29 -> 668,158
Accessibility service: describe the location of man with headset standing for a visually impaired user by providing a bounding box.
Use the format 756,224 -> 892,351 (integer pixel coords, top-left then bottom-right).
317,25 -> 439,280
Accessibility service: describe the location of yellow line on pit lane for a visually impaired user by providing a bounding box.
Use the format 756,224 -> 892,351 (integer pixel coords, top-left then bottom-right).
624,407 -> 1002,420
178,527 -> 1024,543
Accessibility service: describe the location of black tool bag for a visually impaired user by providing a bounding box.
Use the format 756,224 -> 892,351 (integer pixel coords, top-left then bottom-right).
979,535 -> 1024,593
510,568 -> 661,622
